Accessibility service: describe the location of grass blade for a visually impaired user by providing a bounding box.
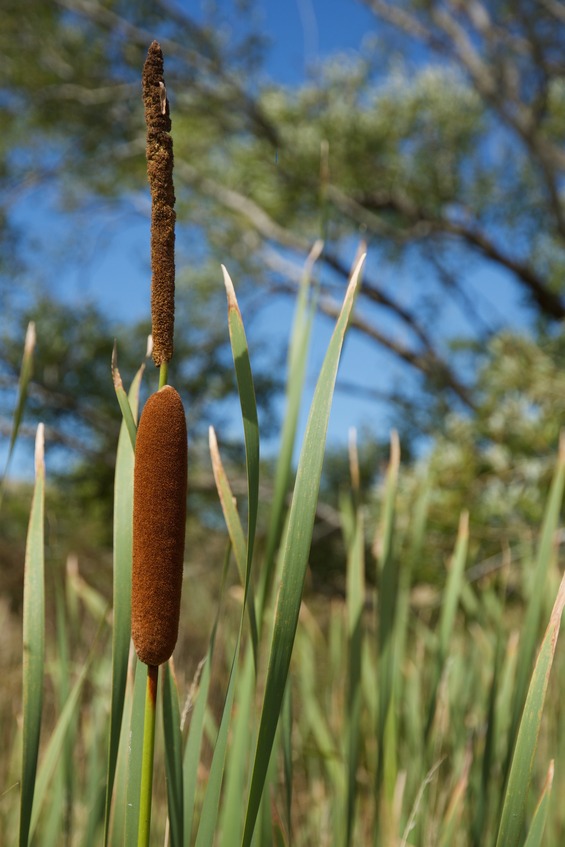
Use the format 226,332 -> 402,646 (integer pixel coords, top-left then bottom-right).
209,426 -> 258,657
209,427 -> 247,577
260,242 -> 322,614
242,253 -> 366,847
111,342 -> 138,452
19,424 -> 45,847
40,765 -> 64,847
281,680 -> 293,844
393,466 -> 432,709
508,439 -> 565,754
183,544 -> 231,844
222,266 -> 260,586
108,650 -> 135,846
163,660 -> 184,847
124,657 -> 146,847
523,760 -> 554,847
194,632 -> 241,847
29,635 -> 97,840
344,497 -> 365,845
53,579 -> 74,840
375,432 -> 400,796
194,403 -> 265,847
2,321 -> 35,493
426,510 -> 469,738
82,692 -> 107,847
495,571 -> 565,847
219,646 -> 256,847
438,747 -> 471,847
104,363 -> 144,845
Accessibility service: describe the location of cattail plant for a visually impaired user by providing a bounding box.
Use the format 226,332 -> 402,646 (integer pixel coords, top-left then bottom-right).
135,41 -> 185,660
130,41 -> 186,847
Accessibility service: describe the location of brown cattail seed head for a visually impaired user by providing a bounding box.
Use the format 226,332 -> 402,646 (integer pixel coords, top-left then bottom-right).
132,386 -> 187,666
142,40 -> 176,367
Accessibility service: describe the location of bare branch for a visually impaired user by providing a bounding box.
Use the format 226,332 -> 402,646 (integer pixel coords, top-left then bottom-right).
176,160 -> 311,253
358,189 -> 565,319
318,293 -> 476,408
539,0 -> 565,25
363,0 -> 565,174
439,219 -> 565,318
262,253 -> 474,409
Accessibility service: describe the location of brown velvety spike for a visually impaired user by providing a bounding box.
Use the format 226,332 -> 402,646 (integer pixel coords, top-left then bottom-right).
132,386 -> 187,666
142,40 -> 176,367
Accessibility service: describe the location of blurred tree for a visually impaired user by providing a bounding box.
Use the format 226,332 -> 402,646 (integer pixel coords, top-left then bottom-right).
1,0 -> 564,464
388,329 -> 565,592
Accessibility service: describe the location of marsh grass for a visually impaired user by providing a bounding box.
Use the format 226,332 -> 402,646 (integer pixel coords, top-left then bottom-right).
4,245 -> 565,846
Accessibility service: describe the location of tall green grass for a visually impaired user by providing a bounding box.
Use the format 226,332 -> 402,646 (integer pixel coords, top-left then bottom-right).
4,244 -> 565,846
3,48 -> 565,838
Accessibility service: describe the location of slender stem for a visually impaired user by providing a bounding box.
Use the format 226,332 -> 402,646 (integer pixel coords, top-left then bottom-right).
138,664 -> 159,847
159,362 -> 168,389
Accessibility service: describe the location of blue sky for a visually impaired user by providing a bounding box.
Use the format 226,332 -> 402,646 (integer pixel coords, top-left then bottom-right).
7,0 -> 387,462
257,0 -> 376,82
4,0 -> 530,474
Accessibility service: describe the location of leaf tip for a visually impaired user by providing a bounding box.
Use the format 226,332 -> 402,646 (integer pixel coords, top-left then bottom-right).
390,428 -> 400,473
459,509 -> 470,539
347,252 -> 367,299
111,341 -> 123,391
559,430 -> 565,465
35,423 -> 45,477
24,321 -> 36,355
545,759 -> 555,790
307,238 -> 324,268
221,264 -> 238,309
348,427 -> 360,491
549,569 -> 565,632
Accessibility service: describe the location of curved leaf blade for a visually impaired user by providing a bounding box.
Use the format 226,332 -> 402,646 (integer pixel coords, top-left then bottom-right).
241,254 -> 366,847
19,424 -> 45,847
104,363 -> 144,844
495,572 -> 565,847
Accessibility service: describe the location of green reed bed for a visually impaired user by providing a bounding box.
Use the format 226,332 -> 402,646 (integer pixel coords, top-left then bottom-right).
5,39 -> 565,847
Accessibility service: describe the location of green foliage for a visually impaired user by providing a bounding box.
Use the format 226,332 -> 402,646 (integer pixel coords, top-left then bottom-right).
390,331 -> 565,584
2,0 -> 565,448
19,427 -> 44,847
5,258 -> 565,845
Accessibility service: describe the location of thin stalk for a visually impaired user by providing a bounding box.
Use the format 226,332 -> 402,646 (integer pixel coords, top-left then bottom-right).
159,362 -> 168,388
138,664 -> 159,847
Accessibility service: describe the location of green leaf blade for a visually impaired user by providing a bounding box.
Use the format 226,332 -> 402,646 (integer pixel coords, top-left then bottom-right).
104,363 -> 144,845
163,661 -> 184,847
222,266 -> 260,575
19,424 -> 45,847
2,321 -> 35,492
495,572 -> 565,847
241,254 -> 365,847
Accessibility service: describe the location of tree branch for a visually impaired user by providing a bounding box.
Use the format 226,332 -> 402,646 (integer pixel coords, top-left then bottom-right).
358,189 -> 565,319
363,0 -> 565,171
